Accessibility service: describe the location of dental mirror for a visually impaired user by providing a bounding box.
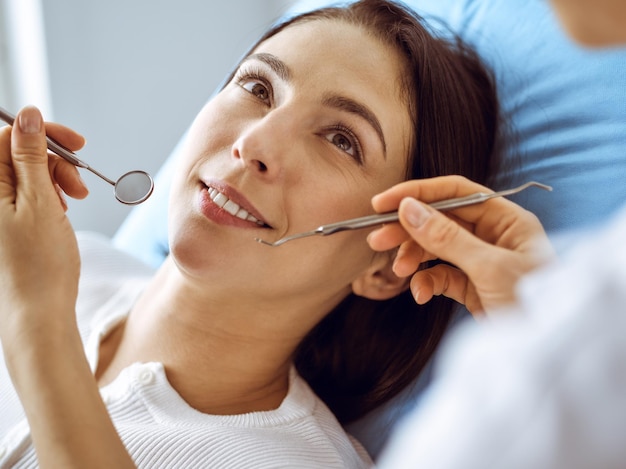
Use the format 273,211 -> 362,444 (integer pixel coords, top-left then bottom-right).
0,106 -> 154,205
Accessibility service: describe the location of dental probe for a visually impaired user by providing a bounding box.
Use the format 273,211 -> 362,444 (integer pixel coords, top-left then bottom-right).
255,181 -> 552,247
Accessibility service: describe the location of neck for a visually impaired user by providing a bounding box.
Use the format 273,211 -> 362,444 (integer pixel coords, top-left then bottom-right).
96,257 -> 323,415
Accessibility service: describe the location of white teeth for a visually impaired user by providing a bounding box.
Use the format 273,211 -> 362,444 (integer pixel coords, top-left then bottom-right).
207,187 -> 264,225
213,192 -> 228,208
223,200 -> 239,216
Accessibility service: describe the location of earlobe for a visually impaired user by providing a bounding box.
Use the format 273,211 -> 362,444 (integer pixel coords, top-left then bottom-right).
351,252 -> 409,301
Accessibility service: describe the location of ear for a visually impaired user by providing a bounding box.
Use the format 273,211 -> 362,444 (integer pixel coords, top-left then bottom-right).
351,251 -> 409,301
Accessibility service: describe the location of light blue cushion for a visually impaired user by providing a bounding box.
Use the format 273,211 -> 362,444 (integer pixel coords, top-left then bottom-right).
113,0 -> 626,459
416,0 -> 626,235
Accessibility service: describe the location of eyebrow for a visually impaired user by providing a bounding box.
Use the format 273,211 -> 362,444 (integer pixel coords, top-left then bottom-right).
246,52 -> 291,81
245,52 -> 387,158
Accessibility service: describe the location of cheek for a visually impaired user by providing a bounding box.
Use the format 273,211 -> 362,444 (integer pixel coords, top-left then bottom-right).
266,233 -> 373,301
185,95 -> 243,155
288,191 -> 381,271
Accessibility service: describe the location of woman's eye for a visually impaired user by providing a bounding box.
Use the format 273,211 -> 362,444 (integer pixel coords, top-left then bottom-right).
241,80 -> 270,103
325,130 -> 360,160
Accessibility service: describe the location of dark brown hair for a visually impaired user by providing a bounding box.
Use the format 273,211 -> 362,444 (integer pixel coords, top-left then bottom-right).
238,0 -> 500,424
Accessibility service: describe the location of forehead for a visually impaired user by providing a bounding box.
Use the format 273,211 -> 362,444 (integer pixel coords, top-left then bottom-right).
254,19 -> 412,168
256,19 -> 406,105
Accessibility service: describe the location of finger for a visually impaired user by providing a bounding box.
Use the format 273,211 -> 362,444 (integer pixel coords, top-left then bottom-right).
367,218 -> 438,278
372,175 -> 489,213
369,176 -> 489,253
397,196 -> 495,279
410,264 -> 483,313
367,223 -> 411,251
475,206 -> 548,253
10,106 -> 58,202
44,122 -> 86,152
368,219 -> 439,277
372,175 -> 525,243
48,154 -> 89,199
0,125 -> 16,202
393,240 -> 435,277
368,206 -> 476,251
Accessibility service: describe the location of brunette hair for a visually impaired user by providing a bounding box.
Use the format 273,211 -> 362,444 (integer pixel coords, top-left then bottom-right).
240,0 -> 500,424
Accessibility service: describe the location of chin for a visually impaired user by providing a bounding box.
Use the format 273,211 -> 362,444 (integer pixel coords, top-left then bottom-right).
168,221 -> 213,274
171,225 -> 249,285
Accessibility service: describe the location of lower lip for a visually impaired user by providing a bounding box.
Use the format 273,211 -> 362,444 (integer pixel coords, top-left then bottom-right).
197,186 -> 263,229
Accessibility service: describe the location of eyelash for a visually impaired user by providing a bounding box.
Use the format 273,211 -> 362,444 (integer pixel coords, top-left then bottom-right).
324,124 -> 364,164
234,66 -> 364,164
236,67 -> 273,105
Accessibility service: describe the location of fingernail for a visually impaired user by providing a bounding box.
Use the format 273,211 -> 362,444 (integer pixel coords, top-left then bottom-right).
18,106 -> 42,134
403,198 -> 431,228
411,286 -> 423,304
392,258 -> 401,276
77,174 -> 88,191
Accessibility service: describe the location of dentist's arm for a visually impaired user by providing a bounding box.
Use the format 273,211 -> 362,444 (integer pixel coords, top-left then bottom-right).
367,176 -> 554,315
0,106 -> 135,468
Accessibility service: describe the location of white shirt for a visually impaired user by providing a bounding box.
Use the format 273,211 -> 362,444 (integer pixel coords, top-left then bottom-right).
0,232 -> 372,469
378,206 -> 626,468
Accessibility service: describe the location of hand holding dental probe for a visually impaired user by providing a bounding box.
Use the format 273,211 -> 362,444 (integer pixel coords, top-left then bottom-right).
256,180 -> 551,246
366,175 -> 556,316
0,105 -> 154,205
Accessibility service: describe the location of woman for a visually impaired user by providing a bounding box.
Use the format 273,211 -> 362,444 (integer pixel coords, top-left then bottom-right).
0,0 -> 499,467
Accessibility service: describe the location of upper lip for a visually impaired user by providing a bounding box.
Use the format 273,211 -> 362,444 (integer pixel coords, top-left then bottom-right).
202,179 -> 272,228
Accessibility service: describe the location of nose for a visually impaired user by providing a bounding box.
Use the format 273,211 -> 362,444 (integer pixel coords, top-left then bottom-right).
231,110 -> 297,179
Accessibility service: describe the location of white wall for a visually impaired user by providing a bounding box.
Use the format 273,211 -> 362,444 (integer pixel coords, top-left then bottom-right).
2,0 -> 53,117
5,0 -> 296,236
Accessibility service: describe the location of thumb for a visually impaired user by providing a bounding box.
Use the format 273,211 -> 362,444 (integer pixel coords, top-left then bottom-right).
11,106 -> 56,200
398,197 -> 488,276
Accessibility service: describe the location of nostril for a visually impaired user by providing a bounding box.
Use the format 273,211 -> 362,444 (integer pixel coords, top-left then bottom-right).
255,160 -> 268,172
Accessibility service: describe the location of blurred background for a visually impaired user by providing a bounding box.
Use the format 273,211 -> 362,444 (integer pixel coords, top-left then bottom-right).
0,0 -> 297,236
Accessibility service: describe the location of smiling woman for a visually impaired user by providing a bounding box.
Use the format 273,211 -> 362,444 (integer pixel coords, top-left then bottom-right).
0,1 -> 499,467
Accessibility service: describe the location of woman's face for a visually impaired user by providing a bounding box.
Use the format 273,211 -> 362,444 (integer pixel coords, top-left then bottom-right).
169,19 -> 412,313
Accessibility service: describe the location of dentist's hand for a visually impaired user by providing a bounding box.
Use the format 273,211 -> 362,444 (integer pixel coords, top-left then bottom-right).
0,106 -> 88,345
0,107 -> 136,469
367,176 -> 554,315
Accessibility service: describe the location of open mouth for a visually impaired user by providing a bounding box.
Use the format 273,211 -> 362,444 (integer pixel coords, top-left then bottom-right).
205,185 -> 272,228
